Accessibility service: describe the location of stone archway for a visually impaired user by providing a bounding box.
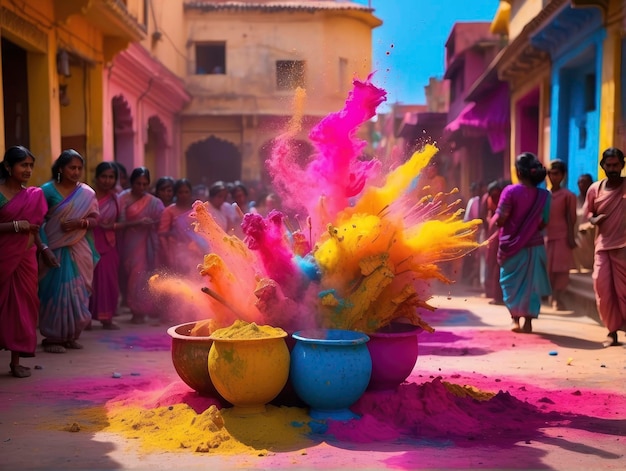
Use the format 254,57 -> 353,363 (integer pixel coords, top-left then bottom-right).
186,136 -> 241,186
112,95 -> 134,173
145,115 -> 168,177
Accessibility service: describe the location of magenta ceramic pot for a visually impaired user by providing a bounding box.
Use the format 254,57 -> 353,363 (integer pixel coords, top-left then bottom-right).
366,322 -> 421,391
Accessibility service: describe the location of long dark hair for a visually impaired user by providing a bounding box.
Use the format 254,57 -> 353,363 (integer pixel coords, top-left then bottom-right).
95,161 -> 118,181
174,178 -> 192,195
51,149 -> 84,181
154,176 -> 175,193
129,167 -> 151,185
515,152 -> 547,186
1,145 -> 35,179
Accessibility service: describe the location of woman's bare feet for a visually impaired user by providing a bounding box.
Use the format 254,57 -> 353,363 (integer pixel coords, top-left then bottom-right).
42,339 -> 67,353
65,340 -> 84,350
10,364 -> 31,378
511,317 -> 522,332
602,331 -> 621,348
522,317 -> 533,333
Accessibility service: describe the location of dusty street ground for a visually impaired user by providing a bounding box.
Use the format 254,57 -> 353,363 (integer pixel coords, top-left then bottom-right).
1,283 -> 624,471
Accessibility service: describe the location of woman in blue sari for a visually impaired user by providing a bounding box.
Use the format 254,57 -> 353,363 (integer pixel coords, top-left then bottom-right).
493,153 -> 551,333
39,150 -> 99,353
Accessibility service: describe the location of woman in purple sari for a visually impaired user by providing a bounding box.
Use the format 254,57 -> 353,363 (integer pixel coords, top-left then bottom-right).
493,153 -> 551,333
158,178 -> 209,276
0,146 -> 57,376
118,167 -> 164,324
39,150 -> 99,353
89,162 -> 121,330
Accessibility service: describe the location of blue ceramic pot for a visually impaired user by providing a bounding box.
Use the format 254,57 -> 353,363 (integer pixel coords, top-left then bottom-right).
290,328 -> 371,421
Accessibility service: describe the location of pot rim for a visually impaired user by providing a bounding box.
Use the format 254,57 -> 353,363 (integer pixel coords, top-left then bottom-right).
166,321 -> 212,341
208,331 -> 288,342
292,328 -> 369,345
369,322 -> 423,337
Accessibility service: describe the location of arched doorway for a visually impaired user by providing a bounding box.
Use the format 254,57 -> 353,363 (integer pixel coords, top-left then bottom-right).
145,115 -> 168,177
112,95 -> 134,174
186,136 -> 241,186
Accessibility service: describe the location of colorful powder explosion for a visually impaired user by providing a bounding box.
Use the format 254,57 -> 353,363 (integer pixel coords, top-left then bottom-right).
150,76 -> 482,335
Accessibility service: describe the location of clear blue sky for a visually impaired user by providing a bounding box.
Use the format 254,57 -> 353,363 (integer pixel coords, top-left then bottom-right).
353,0 -> 498,107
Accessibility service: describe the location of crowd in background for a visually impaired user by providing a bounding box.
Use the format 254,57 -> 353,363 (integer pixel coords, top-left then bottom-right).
1,145 -> 624,378
0,147 -> 283,376
459,150 -> 624,346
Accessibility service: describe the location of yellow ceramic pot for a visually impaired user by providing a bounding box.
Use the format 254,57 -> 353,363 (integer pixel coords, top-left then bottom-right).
208,333 -> 290,414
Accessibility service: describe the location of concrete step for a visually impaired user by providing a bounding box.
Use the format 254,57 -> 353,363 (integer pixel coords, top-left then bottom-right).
564,271 -> 600,325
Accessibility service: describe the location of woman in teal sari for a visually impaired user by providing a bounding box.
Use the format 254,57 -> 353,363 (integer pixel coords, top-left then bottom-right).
39,150 -> 99,353
493,153 -> 551,333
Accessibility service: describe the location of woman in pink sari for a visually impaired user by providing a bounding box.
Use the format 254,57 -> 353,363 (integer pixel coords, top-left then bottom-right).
483,180 -> 504,304
39,150 -> 99,353
89,162 -> 121,330
118,167 -> 164,324
158,178 -> 209,276
0,146 -> 56,377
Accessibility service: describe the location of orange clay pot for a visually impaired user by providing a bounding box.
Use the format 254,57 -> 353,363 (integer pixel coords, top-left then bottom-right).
167,321 -> 225,400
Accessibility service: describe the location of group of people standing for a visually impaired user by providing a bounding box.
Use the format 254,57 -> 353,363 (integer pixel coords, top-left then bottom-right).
476,149 -> 625,347
1,147 -> 100,375
0,145 -> 264,378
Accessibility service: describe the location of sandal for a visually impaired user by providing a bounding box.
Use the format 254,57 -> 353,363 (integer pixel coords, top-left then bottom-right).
65,340 -> 84,350
9,364 -> 31,378
43,343 -> 67,354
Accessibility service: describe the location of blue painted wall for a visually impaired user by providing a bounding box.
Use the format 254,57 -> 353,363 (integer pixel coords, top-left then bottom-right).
550,28 -> 605,193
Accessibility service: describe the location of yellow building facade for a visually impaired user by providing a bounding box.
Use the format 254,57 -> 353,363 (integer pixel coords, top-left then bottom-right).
179,2 -> 380,188
1,1 -> 379,189
0,0 -> 145,185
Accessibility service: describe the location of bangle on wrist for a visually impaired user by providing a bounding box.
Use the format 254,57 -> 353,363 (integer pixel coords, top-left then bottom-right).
40,245 -> 49,252
13,220 -> 19,232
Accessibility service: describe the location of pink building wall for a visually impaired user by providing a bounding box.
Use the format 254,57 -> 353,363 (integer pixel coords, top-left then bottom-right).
103,43 -> 190,178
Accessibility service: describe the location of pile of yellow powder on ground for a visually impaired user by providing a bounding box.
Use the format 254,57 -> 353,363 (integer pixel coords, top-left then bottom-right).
210,319 -> 287,340
442,381 -> 496,401
104,401 -> 313,455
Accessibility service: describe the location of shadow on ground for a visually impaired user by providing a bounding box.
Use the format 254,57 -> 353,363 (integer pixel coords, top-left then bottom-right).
535,332 -> 606,351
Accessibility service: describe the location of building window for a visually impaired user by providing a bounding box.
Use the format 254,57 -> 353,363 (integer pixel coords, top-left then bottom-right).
196,43 -> 226,75
584,73 -> 596,112
142,0 -> 148,26
276,60 -> 305,90
339,57 -> 348,93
